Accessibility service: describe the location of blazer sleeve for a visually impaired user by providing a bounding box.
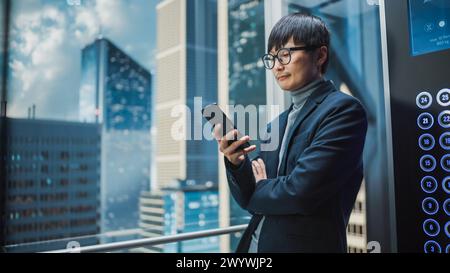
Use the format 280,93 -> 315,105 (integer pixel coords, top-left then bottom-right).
246,99 -> 368,216
224,155 -> 256,211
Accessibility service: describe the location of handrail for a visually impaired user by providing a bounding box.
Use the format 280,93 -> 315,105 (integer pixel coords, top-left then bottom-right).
44,224 -> 248,253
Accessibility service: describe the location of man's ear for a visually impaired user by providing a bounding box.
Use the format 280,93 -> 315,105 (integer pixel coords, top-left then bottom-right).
317,46 -> 328,68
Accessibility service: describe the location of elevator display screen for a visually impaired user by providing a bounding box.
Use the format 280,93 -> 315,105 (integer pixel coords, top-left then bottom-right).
409,0 -> 450,56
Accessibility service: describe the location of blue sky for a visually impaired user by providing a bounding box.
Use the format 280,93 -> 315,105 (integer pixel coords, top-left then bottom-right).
7,0 -> 159,121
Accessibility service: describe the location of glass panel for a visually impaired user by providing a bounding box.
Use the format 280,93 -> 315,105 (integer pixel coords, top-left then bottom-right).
2,0 -> 259,253
0,0 -> 4,98
2,0 -> 391,254
4,0 -> 157,252
282,0 -> 385,253
228,0 -> 266,251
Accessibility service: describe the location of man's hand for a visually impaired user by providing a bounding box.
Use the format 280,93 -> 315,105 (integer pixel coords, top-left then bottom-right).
213,124 -> 256,166
252,158 -> 267,183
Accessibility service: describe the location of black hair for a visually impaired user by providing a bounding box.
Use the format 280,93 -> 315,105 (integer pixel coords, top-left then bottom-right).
267,12 -> 330,73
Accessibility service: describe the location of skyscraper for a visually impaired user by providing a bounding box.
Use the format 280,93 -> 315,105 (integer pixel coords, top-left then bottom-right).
162,180 -> 220,253
3,118 -> 101,252
155,0 -> 218,189
138,180 -> 220,253
347,180 -> 367,253
228,0 -> 266,107
80,38 -> 152,234
137,191 -> 165,253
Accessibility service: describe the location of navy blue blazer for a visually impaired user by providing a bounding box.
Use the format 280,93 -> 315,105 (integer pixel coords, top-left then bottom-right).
225,80 -> 368,253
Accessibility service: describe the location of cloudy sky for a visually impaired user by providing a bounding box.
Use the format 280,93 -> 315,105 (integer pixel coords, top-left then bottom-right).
7,0 -> 158,121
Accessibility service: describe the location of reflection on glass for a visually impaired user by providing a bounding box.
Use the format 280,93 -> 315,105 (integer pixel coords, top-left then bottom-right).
4,0 -> 156,252
228,0 -> 266,251
286,0 -> 383,253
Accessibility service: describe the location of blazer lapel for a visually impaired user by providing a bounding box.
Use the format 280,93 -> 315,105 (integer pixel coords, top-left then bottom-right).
263,105 -> 291,179
277,80 -> 336,176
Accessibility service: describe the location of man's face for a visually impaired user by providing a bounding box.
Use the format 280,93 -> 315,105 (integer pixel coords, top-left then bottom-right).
269,37 -> 321,91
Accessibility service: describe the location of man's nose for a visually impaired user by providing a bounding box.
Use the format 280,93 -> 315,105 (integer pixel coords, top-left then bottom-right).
273,58 -> 284,71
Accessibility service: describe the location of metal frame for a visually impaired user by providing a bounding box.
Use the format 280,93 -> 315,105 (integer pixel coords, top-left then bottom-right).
264,0 -> 290,120
43,224 -> 248,253
0,0 -> 11,251
379,0 -> 398,253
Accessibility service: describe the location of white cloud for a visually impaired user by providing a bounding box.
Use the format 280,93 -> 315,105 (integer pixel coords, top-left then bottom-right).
72,0 -> 129,46
10,6 -> 67,87
31,27 -> 65,66
10,59 -> 25,73
9,59 -> 36,93
95,0 -> 127,34
15,29 -> 39,56
73,7 -> 100,45
8,0 -> 157,120
8,4 -> 79,120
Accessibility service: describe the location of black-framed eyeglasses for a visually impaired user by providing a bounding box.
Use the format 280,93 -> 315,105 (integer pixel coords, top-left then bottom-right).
261,46 -> 321,69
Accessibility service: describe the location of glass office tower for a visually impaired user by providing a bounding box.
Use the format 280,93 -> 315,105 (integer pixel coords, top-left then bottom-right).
3,118 -> 101,252
80,38 -> 152,234
163,181 -> 220,253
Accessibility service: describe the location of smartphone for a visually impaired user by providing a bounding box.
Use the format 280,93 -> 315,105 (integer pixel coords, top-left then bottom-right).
201,103 -> 251,151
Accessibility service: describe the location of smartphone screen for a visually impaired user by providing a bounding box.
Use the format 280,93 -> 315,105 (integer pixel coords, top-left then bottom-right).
201,103 -> 250,150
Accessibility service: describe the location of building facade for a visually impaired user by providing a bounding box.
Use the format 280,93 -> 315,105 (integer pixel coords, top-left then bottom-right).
3,118 -> 101,252
80,38 -> 152,233
155,0 -> 218,189
138,180 -> 219,253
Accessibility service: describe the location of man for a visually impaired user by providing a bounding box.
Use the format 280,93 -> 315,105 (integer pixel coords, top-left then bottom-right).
214,13 -> 367,252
